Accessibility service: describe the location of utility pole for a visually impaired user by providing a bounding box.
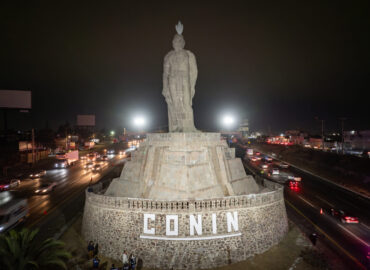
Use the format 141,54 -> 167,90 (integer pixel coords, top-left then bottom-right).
339,117 -> 348,155
32,128 -> 35,166
321,120 -> 324,150
315,117 -> 325,150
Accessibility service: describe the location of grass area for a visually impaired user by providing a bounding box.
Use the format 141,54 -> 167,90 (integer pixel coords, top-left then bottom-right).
61,217 -> 324,270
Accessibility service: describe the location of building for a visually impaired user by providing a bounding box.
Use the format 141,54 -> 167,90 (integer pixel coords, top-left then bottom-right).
343,130 -> 370,152
238,118 -> 249,138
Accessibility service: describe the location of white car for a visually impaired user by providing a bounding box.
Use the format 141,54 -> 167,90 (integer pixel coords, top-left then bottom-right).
30,170 -> 46,178
84,162 -> 94,170
278,162 -> 289,169
262,163 -> 269,169
272,168 -> 280,175
35,182 -> 57,194
288,175 -> 302,181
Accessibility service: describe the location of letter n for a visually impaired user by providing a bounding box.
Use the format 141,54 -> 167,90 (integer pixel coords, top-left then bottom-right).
226,211 -> 239,232
189,214 -> 202,236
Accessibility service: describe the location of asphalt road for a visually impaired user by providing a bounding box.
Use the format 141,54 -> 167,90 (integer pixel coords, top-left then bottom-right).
3,146 -> 127,238
244,151 -> 370,269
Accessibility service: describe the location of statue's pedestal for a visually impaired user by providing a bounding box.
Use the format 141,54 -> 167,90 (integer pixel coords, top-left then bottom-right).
105,133 -> 259,199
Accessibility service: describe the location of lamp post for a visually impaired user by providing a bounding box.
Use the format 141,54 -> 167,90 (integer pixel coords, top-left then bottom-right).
221,115 -> 236,147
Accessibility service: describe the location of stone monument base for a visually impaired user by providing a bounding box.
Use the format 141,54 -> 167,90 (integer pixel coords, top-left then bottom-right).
82,179 -> 288,269
105,133 -> 259,200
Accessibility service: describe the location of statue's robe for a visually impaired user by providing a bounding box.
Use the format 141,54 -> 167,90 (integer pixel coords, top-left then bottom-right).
163,49 -> 198,132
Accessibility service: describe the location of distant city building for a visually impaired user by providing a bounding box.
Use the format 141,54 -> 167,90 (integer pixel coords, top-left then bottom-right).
238,118 -> 249,138
343,130 -> 370,152
285,130 -> 307,145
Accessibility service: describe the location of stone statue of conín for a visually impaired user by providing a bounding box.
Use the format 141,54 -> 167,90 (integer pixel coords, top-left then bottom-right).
163,21 -> 198,132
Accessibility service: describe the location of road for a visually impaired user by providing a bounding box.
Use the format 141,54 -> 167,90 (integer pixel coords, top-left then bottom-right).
3,146 -> 127,240
244,150 -> 370,269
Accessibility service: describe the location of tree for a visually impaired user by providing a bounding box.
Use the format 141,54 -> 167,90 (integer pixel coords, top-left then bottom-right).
0,228 -> 71,270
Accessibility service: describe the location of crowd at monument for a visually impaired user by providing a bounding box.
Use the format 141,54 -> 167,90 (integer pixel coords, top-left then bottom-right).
88,241 -> 136,270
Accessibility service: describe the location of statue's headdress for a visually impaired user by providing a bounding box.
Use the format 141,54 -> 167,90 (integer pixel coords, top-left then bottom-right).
175,21 -> 183,35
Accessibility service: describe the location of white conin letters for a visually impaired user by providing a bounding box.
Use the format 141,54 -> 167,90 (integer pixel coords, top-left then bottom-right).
166,215 -> 178,236
226,211 -> 239,232
189,214 -> 202,236
212,213 -> 217,234
142,212 -> 240,239
143,213 -> 155,234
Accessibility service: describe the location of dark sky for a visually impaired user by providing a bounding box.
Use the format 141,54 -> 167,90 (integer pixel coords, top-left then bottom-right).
1,1 -> 369,134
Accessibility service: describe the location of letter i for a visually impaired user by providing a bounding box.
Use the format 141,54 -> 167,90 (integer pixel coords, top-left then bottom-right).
212,213 -> 217,234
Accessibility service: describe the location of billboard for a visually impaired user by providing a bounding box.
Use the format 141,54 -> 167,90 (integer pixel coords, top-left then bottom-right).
77,114 -> 95,126
0,90 -> 32,109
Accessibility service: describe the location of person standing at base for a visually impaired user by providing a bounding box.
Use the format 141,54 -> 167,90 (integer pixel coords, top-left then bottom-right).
93,243 -> 99,257
87,241 -> 94,259
129,254 -> 137,270
110,263 -> 118,270
122,250 -> 128,265
92,256 -> 100,269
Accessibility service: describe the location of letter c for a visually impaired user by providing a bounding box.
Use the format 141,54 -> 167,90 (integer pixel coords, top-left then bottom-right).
143,214 -> 155,234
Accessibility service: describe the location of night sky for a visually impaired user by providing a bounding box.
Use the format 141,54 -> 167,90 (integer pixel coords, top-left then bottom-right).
1,1 -> 369,134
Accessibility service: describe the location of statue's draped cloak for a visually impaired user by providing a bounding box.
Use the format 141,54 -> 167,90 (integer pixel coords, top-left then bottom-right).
163,49 -> 198,132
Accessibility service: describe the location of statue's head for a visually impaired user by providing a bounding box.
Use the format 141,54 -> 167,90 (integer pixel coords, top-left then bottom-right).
172,34 -> 185,51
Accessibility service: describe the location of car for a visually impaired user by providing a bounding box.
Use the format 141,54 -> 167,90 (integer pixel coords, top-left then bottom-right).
261,163 -> 269,169
84,162 -> 94,170
0,179 -> 21,191
35,182 -> 57,194
288,175 -> 302,182
0,197 -> 28,232
80,155 -> 87,160
29,170 -> 46,179
92,164 -> 102,172
107,149 -> 115,154
330,208 -> 359,224
272,168 -> 280,175
250,157 -> 257,162
102,155 -> 108,161
278,162 -> 289,169
287,180 -> 300,190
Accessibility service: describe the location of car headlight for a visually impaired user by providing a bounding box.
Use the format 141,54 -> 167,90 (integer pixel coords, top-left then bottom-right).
0,226 -> 4,232
42,189 -> 47,192
35,190 -> 40,193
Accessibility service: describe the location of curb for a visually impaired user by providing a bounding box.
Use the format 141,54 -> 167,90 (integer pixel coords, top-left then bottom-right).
254,147 -> 370,200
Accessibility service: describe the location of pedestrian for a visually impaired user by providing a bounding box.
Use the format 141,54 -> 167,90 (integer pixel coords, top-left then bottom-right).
122,250 -> 128,265
110,263 -> 118,270
309,232 -> 318,246
122,262 -> 130,270
130,254 -> 137,270
92,256 -> 100,269
87,241 -> 94,259
94,243 -> 99,257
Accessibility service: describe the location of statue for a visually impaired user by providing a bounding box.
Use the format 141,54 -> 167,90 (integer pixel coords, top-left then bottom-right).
162,21 -> 198,132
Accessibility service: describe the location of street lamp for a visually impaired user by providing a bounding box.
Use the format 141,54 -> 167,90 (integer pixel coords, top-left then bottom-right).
133,116 -> 146,128
221,115 -> 235,129
110,130 -> 115,136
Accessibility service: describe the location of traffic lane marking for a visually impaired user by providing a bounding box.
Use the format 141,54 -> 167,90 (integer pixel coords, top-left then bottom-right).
315,195 -> 334,207
338,224 -> 369,248
297,195 -> 316,208
285,199 -> 366,270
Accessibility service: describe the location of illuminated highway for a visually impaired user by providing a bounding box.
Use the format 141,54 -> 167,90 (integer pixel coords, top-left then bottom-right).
243,150 -> 370,269
5,149 -> 127,235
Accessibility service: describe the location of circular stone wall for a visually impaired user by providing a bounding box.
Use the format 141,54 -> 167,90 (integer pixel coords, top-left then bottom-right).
82,181 -> 288,269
